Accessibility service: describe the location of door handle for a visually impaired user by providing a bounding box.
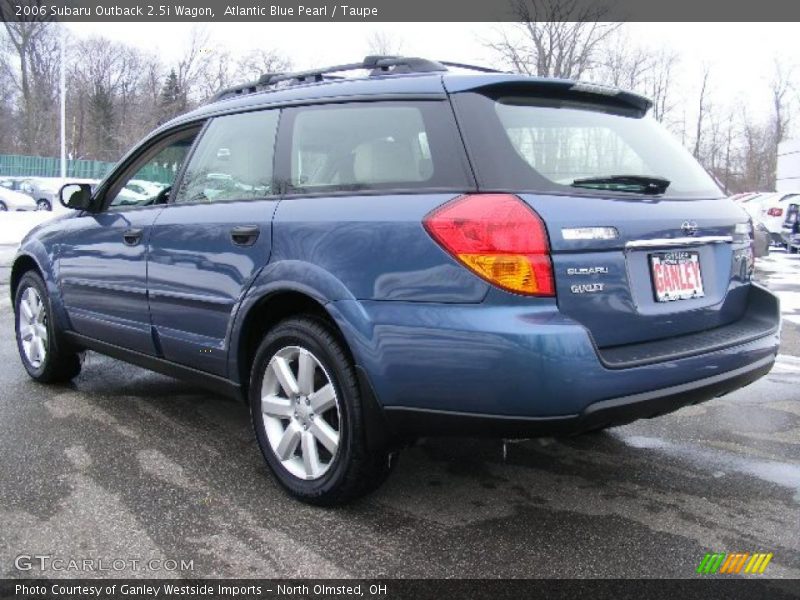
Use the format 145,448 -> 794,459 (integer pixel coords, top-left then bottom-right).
230,225 -> 260,246
123,228 -> 144,246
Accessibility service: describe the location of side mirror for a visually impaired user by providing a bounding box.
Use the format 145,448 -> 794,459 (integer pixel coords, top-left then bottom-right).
59,183 -> 93,211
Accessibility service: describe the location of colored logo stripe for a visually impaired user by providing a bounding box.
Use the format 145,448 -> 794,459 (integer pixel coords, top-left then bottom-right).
697,552 -> 773,574
744,553 -> 773,574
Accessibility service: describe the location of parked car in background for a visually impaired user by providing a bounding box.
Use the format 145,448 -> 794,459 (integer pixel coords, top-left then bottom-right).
738,193 -> 765,220
752,219 -> 771,257
0,176 -> 29,194
730,192 -> 761,204
0,185 -> 37,211
10,56 -> 781,504
782,202 -> 800,253
753,192 -> 800,245
18,178 -> 61,211
728,193 -> 769,257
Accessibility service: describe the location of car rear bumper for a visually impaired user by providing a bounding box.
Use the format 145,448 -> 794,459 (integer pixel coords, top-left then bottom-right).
382,354 -> 774,437
330,283 -> 780,435
781,228 -> 799,247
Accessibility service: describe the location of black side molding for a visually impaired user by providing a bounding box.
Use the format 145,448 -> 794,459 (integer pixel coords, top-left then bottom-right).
64,332 -> 244,401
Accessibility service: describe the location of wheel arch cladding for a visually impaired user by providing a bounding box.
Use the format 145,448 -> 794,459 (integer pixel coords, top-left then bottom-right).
234,289 -> 355,393
232,289 -> 396,451
10,254 -> 42,302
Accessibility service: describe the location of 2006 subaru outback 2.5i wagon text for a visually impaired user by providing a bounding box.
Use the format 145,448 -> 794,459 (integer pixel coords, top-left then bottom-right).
11,56 -> 781,504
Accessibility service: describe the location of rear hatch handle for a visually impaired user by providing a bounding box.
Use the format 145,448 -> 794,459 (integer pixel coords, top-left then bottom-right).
625,236 -> 732,250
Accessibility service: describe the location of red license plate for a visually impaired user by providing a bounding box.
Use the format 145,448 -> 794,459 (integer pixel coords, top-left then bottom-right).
650,251 -> 705,302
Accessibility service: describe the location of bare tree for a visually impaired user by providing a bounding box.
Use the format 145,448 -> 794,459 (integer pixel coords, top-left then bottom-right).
771,59 -> 792,148
2,16 -> 60,154
486,0 -> 621,79
366,31 -> 404,56
645,48 -> 679,123
693,66 -> 710,159
234,48 -> 291,82
598,31 -> 650,90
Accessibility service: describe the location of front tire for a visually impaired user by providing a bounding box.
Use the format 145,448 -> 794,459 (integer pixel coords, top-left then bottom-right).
14,272 -> 82,383
0,201 -> 7,211
249,317 -> 395,505
36,199 -> 51,211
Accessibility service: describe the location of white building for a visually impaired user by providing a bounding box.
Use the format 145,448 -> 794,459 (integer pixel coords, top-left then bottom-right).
777,139 -> 800,192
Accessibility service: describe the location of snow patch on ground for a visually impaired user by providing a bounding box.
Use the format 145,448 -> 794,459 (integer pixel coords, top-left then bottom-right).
755,249 -> 800,326
0,208 -> 71,245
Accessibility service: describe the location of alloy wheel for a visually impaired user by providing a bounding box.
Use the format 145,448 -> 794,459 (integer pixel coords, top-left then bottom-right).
260,346 -> 341,480
18,286 -> 48,368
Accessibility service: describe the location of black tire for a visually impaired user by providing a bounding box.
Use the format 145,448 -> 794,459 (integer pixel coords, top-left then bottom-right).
14,271 -> 82,383
249,316 -> 396,505
790,245 -> 799,254
37,199 -> 51,211
0,201 -> 7,211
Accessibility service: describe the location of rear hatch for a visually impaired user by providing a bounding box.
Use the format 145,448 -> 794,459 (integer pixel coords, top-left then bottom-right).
448,77 -> 753,348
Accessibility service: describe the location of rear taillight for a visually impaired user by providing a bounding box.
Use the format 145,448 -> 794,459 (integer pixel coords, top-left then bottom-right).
768,207 -> 784,217
423,194 -> 555,296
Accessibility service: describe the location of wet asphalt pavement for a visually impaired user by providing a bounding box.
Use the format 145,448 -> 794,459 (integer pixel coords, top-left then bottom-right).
0,244 -> 798,581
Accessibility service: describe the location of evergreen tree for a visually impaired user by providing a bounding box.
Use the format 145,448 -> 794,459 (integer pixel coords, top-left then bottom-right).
159,69 -> 184,123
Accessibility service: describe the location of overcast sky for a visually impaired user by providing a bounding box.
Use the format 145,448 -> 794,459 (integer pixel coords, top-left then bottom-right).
67,22 -> 800,128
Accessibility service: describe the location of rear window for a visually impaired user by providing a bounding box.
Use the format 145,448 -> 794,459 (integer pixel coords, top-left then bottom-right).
455,91 -> 722,199
283,101 -> 471,194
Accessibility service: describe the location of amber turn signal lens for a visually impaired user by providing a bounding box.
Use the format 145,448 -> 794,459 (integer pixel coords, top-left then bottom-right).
423,194 -> 555,296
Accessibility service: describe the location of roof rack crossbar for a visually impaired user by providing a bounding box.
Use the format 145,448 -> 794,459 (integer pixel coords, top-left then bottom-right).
207,55 -> 448,103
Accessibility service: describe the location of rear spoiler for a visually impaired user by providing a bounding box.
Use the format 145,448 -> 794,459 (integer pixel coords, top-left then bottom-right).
442,74 -> 653,115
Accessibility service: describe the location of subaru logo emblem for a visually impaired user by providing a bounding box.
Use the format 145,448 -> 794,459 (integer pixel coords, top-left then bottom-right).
681,221 -> 699,236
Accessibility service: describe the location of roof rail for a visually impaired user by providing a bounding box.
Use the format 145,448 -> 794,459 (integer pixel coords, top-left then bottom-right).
437,61 -> 506,74
207,55 -> 450,103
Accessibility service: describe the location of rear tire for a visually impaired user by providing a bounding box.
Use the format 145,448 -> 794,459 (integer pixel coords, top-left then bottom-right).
249,316 -> 396,505
14,272 -> 82,383
0,201 -> 7,211
36,199 -> 51,211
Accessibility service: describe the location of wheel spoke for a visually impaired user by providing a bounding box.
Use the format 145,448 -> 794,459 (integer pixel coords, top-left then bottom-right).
275,421 -> 302,460
271,356 -> 299,398
309,383 -> 336,413
19,323 -> 33,341
297,350 -> 316,396
35,337 -> 46,362
27,338 -> 39,362
261,394 -> 293,418
20,298 -> 34,321
301,431 -> 321,478
36,324 -> 48,342
33,294 -> 43,319
25,288 -> 39,318
310,418 -> 339,455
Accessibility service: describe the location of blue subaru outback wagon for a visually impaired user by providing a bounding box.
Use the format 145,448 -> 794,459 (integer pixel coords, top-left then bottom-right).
11,57 -> 781,504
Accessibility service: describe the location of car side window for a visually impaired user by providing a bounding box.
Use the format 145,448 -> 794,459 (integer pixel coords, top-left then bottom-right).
173,110 -> 279,204
105,130 -> 199,210
285,101 -> 471,195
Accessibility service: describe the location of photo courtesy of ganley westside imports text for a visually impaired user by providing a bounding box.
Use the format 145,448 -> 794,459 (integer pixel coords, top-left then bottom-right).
1,1 -> 800,598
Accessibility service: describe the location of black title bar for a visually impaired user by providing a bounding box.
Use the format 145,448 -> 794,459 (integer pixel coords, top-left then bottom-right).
2,0 -> 800,22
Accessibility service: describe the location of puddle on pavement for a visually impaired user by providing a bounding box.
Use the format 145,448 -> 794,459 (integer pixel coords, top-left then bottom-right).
621,434 -> 800,502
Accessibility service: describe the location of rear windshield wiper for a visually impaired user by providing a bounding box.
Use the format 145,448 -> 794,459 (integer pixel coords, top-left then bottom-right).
571,175 -> 671,195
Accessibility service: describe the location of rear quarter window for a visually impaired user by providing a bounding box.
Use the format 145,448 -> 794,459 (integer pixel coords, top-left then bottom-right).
281,101 -> 473,195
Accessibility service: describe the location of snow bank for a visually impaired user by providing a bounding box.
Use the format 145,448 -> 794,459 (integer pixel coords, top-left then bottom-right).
0,210 -> 64,245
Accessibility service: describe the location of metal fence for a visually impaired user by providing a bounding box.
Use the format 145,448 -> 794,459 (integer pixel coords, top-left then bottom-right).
0,154 -> 116,180
0,154 -> 177,185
